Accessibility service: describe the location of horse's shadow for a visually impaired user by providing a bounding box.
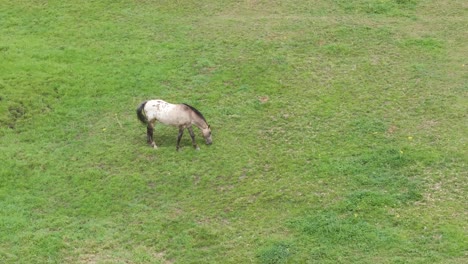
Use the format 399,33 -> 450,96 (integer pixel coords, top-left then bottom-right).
140,129 -> 201,150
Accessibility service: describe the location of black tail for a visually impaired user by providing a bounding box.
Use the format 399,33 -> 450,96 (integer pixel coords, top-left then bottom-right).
136,101 -> 148,124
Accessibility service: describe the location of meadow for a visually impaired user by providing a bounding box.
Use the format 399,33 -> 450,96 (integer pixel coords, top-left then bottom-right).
0,0 -> 466,263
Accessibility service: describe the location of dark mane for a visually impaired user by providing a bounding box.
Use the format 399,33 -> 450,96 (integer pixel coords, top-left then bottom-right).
183,103 -> 207,123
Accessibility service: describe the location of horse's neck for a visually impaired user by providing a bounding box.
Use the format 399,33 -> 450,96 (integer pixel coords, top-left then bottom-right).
192,116 -> 208,129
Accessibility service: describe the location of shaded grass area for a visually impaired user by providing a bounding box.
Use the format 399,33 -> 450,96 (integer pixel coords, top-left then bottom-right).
1,0 -> 467,263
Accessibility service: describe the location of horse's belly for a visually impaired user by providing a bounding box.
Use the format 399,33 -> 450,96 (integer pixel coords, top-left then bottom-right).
156,113 -> 188,126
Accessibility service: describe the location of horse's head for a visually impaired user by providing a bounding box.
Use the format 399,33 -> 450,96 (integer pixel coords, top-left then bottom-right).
202,125 -> 212,145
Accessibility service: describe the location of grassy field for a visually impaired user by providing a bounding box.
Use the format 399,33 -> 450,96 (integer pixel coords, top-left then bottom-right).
0,0 -> 466,263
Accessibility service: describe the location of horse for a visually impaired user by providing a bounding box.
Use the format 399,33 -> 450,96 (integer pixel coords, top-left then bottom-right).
136,99 -> 212,151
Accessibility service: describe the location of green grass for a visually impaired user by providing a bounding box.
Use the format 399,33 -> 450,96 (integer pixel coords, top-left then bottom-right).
1,0 -> 466,263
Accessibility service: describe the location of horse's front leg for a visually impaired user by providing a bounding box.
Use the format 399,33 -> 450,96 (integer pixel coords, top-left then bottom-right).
176,127 -> 184,151
147,122 -> 157,149
188,127 -> 200,150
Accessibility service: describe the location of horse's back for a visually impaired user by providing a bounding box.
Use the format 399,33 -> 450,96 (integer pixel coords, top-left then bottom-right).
144,99 -> 190,126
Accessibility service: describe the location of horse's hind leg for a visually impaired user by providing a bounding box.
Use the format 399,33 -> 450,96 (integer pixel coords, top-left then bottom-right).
147,122 -> 157,148
188,127 -> 200,150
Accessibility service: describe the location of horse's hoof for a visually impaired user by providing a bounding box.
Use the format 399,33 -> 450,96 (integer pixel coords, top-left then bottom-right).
195,147 -> 200,151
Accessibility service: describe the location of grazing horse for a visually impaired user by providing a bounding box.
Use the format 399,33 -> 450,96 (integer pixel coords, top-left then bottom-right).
137,99 -> 212,150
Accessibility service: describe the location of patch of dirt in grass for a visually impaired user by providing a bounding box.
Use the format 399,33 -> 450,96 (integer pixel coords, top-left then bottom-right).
153,251 -> 174,264
68,248 -> 174,264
